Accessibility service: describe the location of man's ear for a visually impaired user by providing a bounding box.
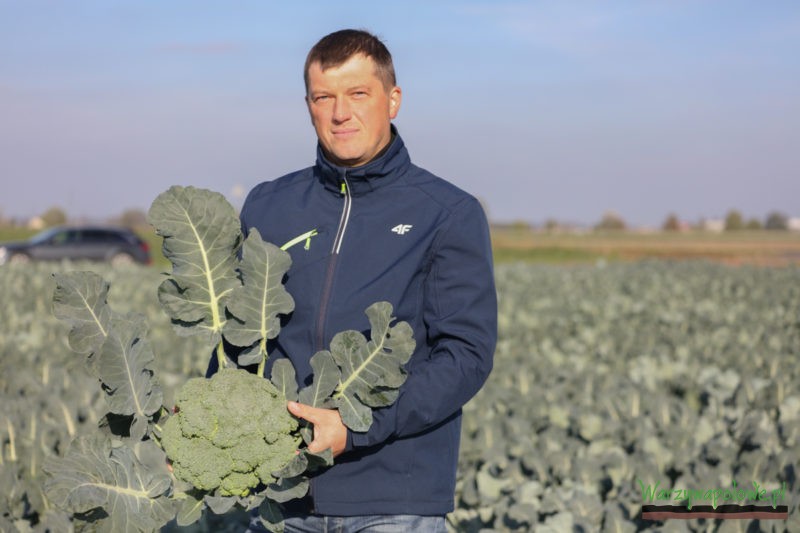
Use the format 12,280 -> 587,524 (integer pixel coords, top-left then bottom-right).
389,86 -> 402,119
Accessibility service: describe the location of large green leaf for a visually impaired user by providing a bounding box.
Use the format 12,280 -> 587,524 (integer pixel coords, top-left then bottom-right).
331,302 -> 415,432
97,314 -> 163,440
52,271 -> 112,373
224,229 -> 295,366
147,185 -> 242,345
43,435 -> 174,533
52,272 -> 162,440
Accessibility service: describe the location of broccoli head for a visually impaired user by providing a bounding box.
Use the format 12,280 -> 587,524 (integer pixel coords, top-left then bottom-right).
161,368 -> 300,496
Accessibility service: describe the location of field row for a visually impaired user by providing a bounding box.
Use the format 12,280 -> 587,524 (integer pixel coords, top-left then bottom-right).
491,228 -> 800,266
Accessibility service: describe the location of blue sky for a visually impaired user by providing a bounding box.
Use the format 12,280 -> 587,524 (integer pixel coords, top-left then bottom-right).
1,1 -> 798,227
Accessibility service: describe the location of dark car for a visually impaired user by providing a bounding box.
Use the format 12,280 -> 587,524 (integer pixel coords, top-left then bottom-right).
0,226 -> 152,266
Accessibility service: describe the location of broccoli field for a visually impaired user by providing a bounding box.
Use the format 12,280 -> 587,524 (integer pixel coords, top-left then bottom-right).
1,260 -> 798,532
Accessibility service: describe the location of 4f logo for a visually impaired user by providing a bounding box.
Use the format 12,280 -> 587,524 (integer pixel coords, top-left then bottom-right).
391,224 -> 413,235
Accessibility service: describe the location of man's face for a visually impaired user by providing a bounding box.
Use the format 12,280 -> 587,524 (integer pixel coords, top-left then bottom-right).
306,54 -> 401,168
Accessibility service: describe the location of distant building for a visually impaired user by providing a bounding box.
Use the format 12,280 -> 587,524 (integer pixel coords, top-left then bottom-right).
702,219 -> 725,233
788,218 -> 800,232
28,216 -> 46,230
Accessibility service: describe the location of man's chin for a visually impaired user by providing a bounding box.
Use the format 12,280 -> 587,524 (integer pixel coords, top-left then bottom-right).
326,151 -> 367,168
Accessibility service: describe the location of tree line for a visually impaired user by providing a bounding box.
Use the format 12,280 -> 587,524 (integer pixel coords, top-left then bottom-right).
1,206 -> 795,233
595,209 -> 793,232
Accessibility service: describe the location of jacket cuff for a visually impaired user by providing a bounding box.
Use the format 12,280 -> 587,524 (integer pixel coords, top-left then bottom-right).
343,428 -> 355,454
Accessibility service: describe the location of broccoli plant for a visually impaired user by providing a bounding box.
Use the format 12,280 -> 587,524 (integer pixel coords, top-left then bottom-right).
43,186 -> 415,532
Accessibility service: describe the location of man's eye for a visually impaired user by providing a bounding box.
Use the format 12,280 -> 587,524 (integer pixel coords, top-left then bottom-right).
315,95 -> 331,102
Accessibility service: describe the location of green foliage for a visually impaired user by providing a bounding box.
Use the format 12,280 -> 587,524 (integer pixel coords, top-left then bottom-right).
161,369 -> 300,497
4,257 -> 800,531
52,271 -> 163,441
453,261 -> 800,531
30,186 -> 414,532
298,302 -> 415,431
0,261 -> 204,532
745,217 -> 763,230
43,434 -> 174,532
765,211 -> 789,231
724,209 -> 744,230
147,186 -> 243,350
40,206 -> 67,227
223,229 -> 295,367
662,213 -> 681,231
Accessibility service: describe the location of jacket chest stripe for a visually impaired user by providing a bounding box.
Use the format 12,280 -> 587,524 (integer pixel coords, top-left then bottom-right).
331,177 -> 352,254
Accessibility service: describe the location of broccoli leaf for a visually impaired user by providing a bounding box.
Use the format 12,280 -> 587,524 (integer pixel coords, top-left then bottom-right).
303,449 -> 334,473
52,271 -> 112,373
176,491 -> 205,526
270,359 -> 299,402
266,476 -> 309,503
298,350 -> 340,408
203,493 -> 237,515
335,392 -> 374,432
97,314 -> 163,440
147,185 -> 242,345
52,272 -> 162,440
224,229 -> 295,366
274,453 -> 308,479
257,498 -> 285,532
331,302 -> 415,432
43,435 -> 174,533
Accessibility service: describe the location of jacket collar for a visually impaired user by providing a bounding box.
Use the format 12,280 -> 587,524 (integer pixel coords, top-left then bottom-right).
315,124 -> 410,196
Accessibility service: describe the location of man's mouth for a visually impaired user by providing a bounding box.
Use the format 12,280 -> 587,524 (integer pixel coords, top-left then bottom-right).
333,128 -> 359,138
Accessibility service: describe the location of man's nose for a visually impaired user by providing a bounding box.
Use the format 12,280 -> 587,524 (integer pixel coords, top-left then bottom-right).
332,97 -> 351,122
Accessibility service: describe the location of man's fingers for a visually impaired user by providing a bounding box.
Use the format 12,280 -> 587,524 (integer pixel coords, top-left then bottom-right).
289,402 -> 329,454
286,401 -> 347,458
287,401 -> 305,419
287,401 -> 316,422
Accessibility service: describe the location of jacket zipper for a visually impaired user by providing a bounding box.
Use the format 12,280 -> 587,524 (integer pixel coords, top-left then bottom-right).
315,174 -> 351,351
310,173 -> 351,514
332,178 -> 352,254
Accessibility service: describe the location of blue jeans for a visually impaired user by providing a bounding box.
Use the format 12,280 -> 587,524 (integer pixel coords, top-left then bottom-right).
247,513 -> 447,533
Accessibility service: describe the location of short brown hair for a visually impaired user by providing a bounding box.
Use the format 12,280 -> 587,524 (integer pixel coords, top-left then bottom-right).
304,29 -> 396,93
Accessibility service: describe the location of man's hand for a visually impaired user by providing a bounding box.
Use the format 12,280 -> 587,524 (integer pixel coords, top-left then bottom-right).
287,401 -> 347,458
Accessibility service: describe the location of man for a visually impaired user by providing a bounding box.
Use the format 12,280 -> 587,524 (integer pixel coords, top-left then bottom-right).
242,29 -> 497,532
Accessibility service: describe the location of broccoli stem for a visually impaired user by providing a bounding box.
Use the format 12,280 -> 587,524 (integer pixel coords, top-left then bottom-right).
257,353 -> 266,378
6,419 -> 17,462
215,340 -> 227,370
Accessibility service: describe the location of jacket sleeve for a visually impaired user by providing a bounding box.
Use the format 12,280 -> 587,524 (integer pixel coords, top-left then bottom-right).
349,196 -> 497,448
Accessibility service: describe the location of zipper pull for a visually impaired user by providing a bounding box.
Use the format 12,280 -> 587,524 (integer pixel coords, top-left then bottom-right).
340,181 -> 347,195
304,230 -> 318,250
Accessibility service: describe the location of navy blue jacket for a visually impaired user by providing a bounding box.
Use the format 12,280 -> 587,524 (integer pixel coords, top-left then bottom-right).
237,128 -> 496,516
